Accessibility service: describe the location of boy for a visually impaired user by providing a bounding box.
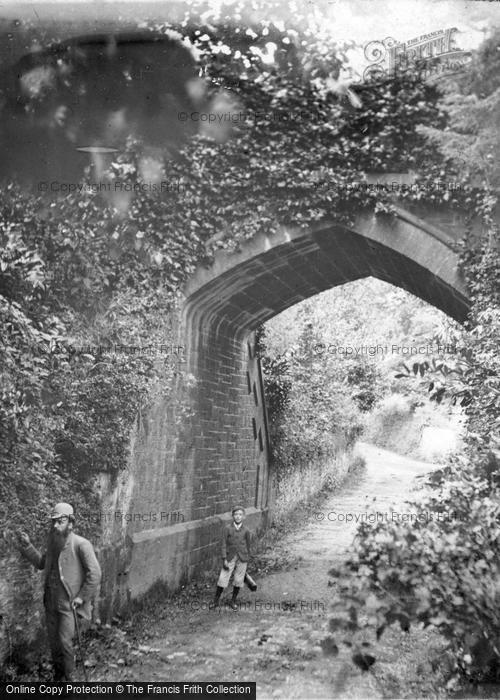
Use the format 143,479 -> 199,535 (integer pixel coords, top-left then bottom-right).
212,505 -> 252,610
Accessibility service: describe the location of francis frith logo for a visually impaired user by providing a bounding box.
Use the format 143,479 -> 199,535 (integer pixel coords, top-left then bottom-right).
363,27 -> 472,82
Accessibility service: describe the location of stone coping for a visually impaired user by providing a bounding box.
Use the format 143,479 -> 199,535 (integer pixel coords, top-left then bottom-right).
131,507 -> 264,544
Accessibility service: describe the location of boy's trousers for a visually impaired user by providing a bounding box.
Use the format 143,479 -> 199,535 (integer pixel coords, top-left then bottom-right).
217,557 -> 247,588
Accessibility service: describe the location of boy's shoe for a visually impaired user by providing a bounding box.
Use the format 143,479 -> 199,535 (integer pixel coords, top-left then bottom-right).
209,600 -> 220,610
229,601 -> 238,611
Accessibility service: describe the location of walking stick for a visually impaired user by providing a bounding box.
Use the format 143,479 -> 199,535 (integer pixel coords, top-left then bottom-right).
72,604 -> 89,682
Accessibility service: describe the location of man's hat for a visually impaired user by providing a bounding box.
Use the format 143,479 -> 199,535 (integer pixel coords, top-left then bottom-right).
50,502 -> 74,519
231,505 -> 245,515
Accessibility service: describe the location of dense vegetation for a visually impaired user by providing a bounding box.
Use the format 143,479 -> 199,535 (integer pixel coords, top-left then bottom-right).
2,3 -> 478,538
0,0 -> 498,684
325,31 -> 500,687
257,279 -> 456,495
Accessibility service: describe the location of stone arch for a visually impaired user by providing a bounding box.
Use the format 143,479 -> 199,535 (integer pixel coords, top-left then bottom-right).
96,200 -> 476,612
184,206 -> 469,339
126,204 -> 470,601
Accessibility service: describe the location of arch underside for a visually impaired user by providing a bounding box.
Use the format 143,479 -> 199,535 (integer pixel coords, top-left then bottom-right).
120,208 -> 471,602
185,218 -> 470,338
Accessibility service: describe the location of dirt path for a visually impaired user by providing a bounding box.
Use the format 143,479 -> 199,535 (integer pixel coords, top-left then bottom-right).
88,443 -> 442,698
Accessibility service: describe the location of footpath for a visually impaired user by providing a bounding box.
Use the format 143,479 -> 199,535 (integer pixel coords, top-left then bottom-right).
82,443 -> 447,698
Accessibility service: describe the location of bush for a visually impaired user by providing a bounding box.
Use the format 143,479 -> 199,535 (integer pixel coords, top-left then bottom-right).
372,394 -> 412,420
257,321 -> 365,513
346,362 -> 384,412
332,457 -> 500,682
329,222 -> 499,683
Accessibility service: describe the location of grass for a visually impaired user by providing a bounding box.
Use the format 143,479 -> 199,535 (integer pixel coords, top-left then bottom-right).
270,447 -> 366,529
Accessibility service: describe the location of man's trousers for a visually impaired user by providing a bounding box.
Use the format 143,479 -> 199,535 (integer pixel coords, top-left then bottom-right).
45,607 -> 75,680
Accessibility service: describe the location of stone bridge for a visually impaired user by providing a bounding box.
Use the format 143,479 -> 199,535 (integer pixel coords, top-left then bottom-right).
0,28 -> 476,622
99,201 -> 472,613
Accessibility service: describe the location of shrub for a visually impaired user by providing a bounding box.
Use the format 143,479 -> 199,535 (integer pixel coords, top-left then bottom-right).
372,394 -> 412,420
331,457 -> 500,682
346,362 -> 384,412
329,220 -> 499,683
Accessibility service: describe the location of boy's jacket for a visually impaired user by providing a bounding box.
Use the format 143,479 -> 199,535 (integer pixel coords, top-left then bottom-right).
221,522 -> 252,562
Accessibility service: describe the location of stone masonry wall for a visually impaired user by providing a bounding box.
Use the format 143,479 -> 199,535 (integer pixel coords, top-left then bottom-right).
0,298 -> 272,667
96,305 -> 271,614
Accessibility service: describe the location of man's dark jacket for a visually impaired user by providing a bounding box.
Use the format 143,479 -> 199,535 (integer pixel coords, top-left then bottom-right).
22,531 -> 101,620
221,523 -> 252,562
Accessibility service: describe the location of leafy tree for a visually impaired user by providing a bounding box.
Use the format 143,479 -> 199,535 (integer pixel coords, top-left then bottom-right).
0,0 -> 497,676
326,28 -> 500,684
418,28 -> 500,189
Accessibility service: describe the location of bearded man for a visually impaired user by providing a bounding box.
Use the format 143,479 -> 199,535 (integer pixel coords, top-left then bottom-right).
17,502 -> 101,682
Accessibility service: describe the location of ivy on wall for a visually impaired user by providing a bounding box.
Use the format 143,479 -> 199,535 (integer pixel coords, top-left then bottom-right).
0,3 -> 498,679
